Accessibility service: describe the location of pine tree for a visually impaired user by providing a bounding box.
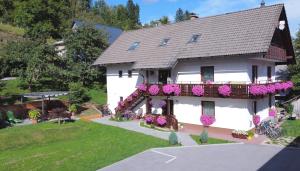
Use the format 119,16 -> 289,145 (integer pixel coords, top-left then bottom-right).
288,27 -> 300,95
175,8 -> 184,22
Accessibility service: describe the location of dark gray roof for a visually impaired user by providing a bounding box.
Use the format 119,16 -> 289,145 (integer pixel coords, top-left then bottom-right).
94,4 -> 285,69
73,20 -> 123,44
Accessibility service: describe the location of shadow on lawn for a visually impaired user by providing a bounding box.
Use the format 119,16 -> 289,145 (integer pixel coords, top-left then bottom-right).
258,136 -> 300,171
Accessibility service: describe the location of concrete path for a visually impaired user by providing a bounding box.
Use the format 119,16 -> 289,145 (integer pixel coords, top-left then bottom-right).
98,143 -> 300,171
92,117 -> 198,146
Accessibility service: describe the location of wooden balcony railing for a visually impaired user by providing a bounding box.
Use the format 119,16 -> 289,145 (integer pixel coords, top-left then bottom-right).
265,45 -> 287,61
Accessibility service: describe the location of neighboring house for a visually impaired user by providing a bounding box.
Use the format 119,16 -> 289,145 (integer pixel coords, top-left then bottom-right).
94,4 -> 295,131
54,21 -> 123,56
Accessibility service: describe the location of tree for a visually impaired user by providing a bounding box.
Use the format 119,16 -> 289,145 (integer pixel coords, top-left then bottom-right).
175,8 -> 184,22
159,16 -> 170,25
14,0 -> 71,40
184,10 -> 191,20
64,24 -> 108,86
288,27 -> 300,95
126,0 -> 140,29
0,0 -> 14,23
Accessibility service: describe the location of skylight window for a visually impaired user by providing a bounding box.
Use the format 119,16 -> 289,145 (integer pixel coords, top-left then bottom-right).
188,34 -> 201,43
128,42 -> 140,51
159,38 -> 170,46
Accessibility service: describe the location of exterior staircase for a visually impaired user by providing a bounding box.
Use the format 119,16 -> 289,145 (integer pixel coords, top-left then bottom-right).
115,89 -> 145,113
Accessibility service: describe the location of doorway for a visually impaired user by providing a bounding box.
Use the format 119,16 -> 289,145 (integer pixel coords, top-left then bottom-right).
158,70 -> 171,84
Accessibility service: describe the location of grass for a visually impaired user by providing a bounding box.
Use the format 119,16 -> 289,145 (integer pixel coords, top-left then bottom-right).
79,108 -> 100,116
0,121 -> 170,171
281,120 -> 300,137
190,135 -> 233,145
0,23 -> 25,36
86,87 -> 107,105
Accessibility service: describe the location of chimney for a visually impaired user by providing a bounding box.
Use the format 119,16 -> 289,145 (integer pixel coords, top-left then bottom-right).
260,0 -> 265,7
190,13 -> 199,20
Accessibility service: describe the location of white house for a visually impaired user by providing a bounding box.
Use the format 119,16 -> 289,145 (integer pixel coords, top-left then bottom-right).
93,4 -> 295,131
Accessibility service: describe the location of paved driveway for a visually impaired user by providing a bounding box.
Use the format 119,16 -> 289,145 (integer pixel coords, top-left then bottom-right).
98,144 -> 300,171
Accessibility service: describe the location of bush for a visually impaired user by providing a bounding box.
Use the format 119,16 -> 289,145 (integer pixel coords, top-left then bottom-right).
69,104 -> 79,113
200,130 -> 208,144
247,130 -> 254,138
69,82 -> 90,104
169,131 -> 178,145
28,109 -> 41,120
285,103 -> 294,114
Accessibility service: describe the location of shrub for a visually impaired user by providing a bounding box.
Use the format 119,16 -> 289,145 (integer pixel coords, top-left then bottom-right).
69,104 -> 79,113
145,115 -> 154,124
69,82 -> 90,104
28,109 -> 40,120
192,85 -> 204,96
148,85 -> 160,96
247,130 -> 254,138
285,103 -> 294,114
169,131 -> 178,145
157,116 -> 167,126
218,85 -> 231,97
199,130 -> 208,144
200,115 -> 215,126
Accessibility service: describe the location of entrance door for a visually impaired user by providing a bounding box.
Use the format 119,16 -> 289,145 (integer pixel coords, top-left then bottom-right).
158,70 -> 171,84
163,99 -> 174,115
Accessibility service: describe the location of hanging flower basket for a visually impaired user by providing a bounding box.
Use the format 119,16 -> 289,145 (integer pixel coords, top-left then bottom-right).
148,85 -> 160,96
253,115 -> 260,126
249,84 -> 268,96
162,84 -> 181,96
192,85 -> 204,96
269,108 -> 276,117
137,84 -> 147,92
218,85 -> 231,97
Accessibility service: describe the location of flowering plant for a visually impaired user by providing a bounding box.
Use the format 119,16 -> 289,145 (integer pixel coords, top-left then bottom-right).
132,91 -> 139,97
148,85 -> 160,96
218,85 -> 231,97
266,84 -> 276,94
253,115 -> 260,126
282,81 -> 294,91
206,80 -> 213,84
157,116 -> 167,126
200,115 -> 215,126
145,115 -> 154,124
192,85 -> 204,96
118,101 -> 125,107
274,83 -> 283,91
159,100 -> 167,108
269,108 -> 276,117
249,85 -> 268,96
162,84 -> 181,96
127,96 -> 133,102
137,84 -> 147,92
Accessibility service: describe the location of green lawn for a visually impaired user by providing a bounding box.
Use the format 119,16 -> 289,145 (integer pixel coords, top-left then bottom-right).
0,121 -> 169,171
86,88 -> 107,105
190,135 -> 233,145
281,120 -> 300,137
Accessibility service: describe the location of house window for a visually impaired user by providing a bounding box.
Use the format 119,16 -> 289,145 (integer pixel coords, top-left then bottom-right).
253,101 -> 257,114
252,65 -> 258,83
188,34 -> 201,43
202,101 -> 215,116
201,66 -> 214,82
128,70 -> 132,78
160,38 -> 170,46
120,96 -> 123,101
267,66 -> 272,81
119,70 -> 123,78
128,42 -> 140,51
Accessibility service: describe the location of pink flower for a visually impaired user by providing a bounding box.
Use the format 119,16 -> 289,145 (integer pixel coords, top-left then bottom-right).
173,84 -> 181,96
274,83 -> 283,91
253,115 -> 260,126
266,84 -> 276,94
127,96 -> 133,102
132,91 -> 139,97
192,85 -> 204,96
269,108 -> 276,117
149,85 -> 160,96
137,84 -> 147,92
200,115 -> 215,126
206,80 -> 213,84
286,81 -> 294,89
162,84 -> 181,96
157,116 -> 167,126
249,84 -> 268,96
118,101 -> 125,107
218,85 -> 231,97
145,115 -> 154,124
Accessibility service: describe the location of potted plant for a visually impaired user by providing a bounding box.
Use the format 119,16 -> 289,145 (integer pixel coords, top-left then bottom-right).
247,130 -> 254,140
28,109 -> 41,124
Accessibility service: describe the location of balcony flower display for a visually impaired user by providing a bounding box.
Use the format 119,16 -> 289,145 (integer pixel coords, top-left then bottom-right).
192,85 -> 204,96
118,101 -> 125,107
200,115 -> 215,126
269,108 -> 276,117
157,116 -> 167,126
162,84 -> 181,96
137,84 -> 147,92
274,83 -> 283,91
206,80 -> 213,84
159,100 -> 167,108
149,85 -> 160,95
249,84 -> 268,96
286,81 -> 294,89
282,81 -> 294,91
218,85 -> 231,97
132,91 -> 139,97
266,84 -> 276,94
253,115 -> 260,126
145,115 -> 154,124
127,95 -> 133,102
